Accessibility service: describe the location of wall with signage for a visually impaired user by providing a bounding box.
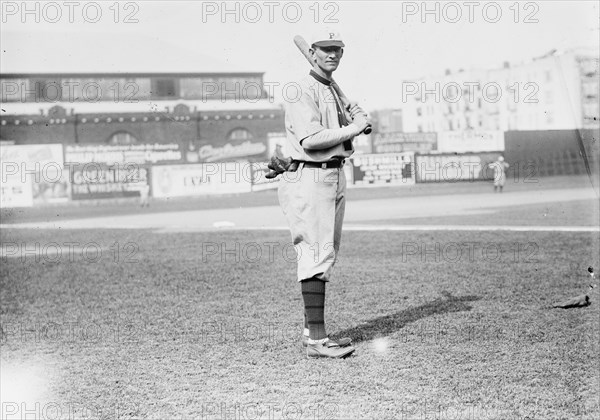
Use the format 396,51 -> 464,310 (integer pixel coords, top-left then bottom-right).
64,143 -> 183,165
187,140 -> 268,163
151,163 -> 253,198
0,144 -> 69,207
348,153 -> 415,187
414,152 -> 503,183
373,132 -> 437,154
436,130 -> 504,153
70,164 -> 150,200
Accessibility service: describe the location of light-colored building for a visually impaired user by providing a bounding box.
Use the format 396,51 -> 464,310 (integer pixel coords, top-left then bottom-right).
402,47 -> 599,132
370,108 -> 403,134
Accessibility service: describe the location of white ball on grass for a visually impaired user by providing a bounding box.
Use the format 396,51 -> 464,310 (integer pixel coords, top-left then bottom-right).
371,337 -> 389,353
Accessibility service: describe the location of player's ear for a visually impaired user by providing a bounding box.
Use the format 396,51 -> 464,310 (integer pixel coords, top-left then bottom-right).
309,47 -> 317,61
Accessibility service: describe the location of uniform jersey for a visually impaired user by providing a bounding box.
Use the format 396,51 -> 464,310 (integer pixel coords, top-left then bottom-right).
283,73 -> 355,162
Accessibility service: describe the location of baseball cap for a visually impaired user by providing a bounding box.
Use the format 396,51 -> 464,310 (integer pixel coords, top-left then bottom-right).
310,28 -> 345,48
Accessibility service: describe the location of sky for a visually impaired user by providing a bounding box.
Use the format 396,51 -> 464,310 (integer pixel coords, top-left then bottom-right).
1,1 -> 599,110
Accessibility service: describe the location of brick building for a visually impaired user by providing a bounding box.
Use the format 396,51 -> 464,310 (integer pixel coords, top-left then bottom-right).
0,72 -> 284,163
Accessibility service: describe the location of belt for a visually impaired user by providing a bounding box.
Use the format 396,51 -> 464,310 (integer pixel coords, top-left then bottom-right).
297,159 -> 345,169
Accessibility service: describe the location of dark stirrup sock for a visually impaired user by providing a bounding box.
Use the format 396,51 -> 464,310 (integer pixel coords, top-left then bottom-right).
301,278 -> 327,340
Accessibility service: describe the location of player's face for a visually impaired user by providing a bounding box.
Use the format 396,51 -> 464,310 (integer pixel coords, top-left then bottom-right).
312,46 -> 343,74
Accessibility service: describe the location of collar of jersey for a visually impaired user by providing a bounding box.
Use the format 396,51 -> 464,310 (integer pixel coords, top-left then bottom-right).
309,70 -> 332,86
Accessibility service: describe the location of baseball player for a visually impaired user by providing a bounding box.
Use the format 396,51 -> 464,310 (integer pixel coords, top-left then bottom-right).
488,156 -> 510,192
276,29 -> 370,358
139,183 -> 150,207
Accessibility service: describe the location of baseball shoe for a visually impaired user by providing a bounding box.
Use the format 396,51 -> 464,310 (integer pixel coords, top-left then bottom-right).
306,338 -> 355,359
302,335 -> 352,348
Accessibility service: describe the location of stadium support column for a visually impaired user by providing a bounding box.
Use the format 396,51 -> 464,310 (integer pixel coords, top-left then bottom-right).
74,112 -> 79,144
196,110 -> 201,143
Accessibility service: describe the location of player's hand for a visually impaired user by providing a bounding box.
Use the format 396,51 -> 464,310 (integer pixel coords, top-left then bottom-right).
347,103 -> 367,119
351,112 -> 370,133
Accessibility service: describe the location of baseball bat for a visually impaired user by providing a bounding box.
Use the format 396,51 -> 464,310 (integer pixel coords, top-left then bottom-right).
293,35 -> 372,135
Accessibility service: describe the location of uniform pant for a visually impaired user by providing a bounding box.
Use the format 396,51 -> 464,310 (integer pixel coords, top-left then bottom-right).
277,163 -> 346,282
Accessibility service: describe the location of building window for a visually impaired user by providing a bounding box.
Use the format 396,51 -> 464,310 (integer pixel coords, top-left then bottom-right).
108,131 -> 138,145
153,78 -> 177,98
227,128 -> 253,140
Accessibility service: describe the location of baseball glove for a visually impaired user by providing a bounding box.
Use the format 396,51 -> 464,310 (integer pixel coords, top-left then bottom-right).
265,155 -> 298,179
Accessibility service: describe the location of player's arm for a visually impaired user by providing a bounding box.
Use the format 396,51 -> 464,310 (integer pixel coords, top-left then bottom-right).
301,124 -> 361,150
302,107 -> 369,150
286,83 -> 368,151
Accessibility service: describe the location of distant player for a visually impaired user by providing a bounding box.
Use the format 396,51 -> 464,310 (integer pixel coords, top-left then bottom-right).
139,183 -> 150,207
488,156 -> 509,193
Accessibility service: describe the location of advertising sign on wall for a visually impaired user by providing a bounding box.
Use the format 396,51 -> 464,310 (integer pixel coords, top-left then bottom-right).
65,143 -> 183,165
185,139 -> 268,163
0,144 -> 68,206
70,163 -> 150,200
151,163 -> 253,198
0,177 -> 33,208
373,132 -> 437,154
348,152 -> 415,186
415,152 -> 503,183
436,130 -> 504,153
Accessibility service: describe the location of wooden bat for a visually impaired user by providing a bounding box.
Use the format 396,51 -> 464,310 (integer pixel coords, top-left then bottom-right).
293,35 -> 372,135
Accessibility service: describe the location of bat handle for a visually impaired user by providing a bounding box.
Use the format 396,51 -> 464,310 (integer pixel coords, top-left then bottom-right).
363,125 -> 372,135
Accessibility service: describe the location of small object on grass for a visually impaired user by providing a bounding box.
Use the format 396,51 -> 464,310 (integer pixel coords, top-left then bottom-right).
552,267 -> 595,309
552,294 -> 590,309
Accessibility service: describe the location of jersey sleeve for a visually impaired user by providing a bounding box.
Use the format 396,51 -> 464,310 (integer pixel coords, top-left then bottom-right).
285,83 -> 325,144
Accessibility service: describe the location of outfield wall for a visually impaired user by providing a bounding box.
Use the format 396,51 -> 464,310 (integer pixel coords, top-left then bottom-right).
414,152 -> 503,183
2,129 -> 597,207
504,129 -> 599,178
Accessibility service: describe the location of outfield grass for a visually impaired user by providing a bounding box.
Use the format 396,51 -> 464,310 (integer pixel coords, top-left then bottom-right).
1,225 -> 599,419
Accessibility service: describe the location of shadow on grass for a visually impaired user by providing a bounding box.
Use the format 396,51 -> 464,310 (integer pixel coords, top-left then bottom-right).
332,291 -> 481,343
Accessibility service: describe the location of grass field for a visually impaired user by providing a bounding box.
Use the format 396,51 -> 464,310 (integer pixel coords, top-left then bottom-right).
1,176 -> 599,419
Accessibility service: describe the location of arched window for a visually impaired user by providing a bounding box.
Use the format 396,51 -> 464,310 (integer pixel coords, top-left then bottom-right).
108,131 -> 138,145
227,128 -> 253,141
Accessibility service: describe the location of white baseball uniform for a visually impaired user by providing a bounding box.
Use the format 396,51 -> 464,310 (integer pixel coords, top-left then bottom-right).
278,73 -> 355,282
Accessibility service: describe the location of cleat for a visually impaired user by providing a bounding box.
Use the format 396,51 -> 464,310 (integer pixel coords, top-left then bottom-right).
306,338 -> 356,359
302,335 -> 352,348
